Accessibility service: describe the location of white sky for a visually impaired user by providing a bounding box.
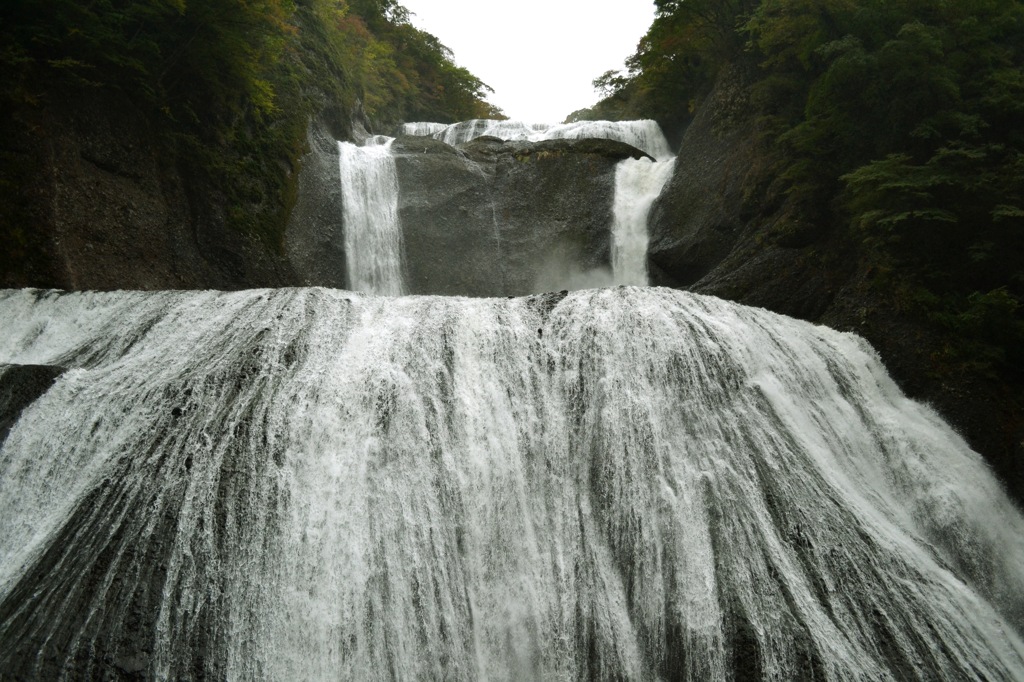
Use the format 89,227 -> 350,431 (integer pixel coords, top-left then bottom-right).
398,0 -> 657,123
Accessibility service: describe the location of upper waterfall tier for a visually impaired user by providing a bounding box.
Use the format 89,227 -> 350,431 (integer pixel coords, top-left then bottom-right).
399,119 -> 675,161
338,138 -> 405,296
612,157 -> 677,285
1,286 -> 1023,680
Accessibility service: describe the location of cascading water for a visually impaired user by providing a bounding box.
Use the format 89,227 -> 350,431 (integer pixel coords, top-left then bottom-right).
397,121 -> 452,138
542,120 -> 675,162
339,137 -> 405,295
401,119 -> 675,162
1,286 -> 1023,680
611,158 -> 677,285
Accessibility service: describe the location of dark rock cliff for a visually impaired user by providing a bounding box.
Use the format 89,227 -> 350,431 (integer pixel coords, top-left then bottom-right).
285,116 -> 350,289
649,72 -> 1024,503
0,90 -> 301,290
647,76 -> 758,290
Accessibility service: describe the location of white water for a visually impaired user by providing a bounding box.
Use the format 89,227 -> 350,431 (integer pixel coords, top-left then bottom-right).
1,287 -> 1023,680
611,157 -> 677,285
397,122 -> 450,137
402,119 -> 675,161
339,138 -> 405,295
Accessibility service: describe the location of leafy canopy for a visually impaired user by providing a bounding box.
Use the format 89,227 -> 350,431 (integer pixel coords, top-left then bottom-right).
593,0 -> 1024,376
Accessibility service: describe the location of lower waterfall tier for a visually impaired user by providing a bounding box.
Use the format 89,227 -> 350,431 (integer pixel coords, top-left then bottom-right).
0,287 -> 1022,680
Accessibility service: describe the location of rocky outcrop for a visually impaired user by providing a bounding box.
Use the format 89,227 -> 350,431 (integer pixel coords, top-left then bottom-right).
389,136 -> 499,296
285,116 -> 348,288
0,363 -> 66,447
391,135 -> 649,296
647,76 -> 758,289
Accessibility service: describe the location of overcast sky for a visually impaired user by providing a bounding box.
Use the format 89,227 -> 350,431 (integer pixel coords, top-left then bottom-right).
398,0 -> 657,123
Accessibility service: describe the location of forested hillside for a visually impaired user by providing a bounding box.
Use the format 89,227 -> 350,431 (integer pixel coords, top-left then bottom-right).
0,0 -> 501,283
583,0 -> 1024,497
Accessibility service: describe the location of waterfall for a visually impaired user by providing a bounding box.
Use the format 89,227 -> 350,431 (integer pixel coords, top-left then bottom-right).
339,138 -> 405,295
611,157 -> 677,285
398,122 -> 454,137
2,286 -> 1023,680
403,118 -> 674,162
543,120 -> 675,162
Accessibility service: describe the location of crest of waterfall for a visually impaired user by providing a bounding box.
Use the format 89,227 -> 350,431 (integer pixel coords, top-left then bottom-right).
398,122 -> 453,137
1,286 -> 1023,680
403,118 -> 674,162
611,157 -> 677,285
339,138 -> 405,296
542,120 -> 676,162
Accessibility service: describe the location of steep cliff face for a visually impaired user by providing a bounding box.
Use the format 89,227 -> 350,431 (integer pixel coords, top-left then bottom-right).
0,0 -> 506,292
648,73 -> 1024,502
392,136 -> 649,297
1,90 -> 299,290
647,75 -> 757,290
284,115 -> 352,289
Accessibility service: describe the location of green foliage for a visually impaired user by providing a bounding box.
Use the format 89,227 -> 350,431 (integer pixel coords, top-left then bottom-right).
296,0 -> 502,124
580,0 -> 756,132
927,287 -> 1024,379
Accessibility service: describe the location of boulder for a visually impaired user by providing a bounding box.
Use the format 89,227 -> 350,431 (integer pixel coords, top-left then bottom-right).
391,136 -> 648,296
0,363 -> 66,447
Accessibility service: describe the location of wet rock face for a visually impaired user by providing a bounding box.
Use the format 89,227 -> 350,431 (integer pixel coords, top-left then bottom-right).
389,136 -> 500,296
391,136 -> 649,296
0,364 -> 65,447
285,117 -> 349,289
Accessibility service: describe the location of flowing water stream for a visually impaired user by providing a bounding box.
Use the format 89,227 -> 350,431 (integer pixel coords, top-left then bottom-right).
611,158 -> 677,285
339,138 -> 405,296
0,287 -> 1023,680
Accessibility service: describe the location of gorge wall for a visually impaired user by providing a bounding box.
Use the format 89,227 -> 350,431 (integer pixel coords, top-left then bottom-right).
0,0 -> 504,292
0,89 -> 300,290
647,71 -> 1024,503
